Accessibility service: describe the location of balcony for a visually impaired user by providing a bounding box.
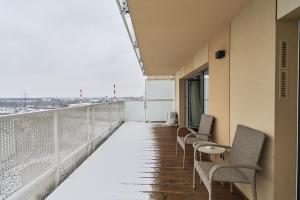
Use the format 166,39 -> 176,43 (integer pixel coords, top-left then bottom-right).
1,0 -> 299,199
0,102 -> 246,199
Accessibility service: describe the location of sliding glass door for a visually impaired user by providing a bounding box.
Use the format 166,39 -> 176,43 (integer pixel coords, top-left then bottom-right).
203,70 -> 209,114
188,79 -> 201,126
297,21 -> 300,200
185,69 -> 209,127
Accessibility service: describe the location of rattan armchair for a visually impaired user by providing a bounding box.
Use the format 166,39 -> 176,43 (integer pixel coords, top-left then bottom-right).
176,114 -> 214,169
193,125 -> 266,200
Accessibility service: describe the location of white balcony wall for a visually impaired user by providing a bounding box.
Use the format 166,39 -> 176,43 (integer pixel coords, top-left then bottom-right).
145,79 -> 175,122
124,101 -> 145,121
0,102 -> 124,200
124,79 -> 176,122
145,79 -> 175,100
146,101 -> 175,122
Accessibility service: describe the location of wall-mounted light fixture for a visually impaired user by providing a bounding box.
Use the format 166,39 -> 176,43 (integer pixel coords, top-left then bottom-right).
215,50 -> 226,59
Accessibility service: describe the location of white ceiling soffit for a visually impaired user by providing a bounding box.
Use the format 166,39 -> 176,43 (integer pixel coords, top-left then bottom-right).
127,0 -> 251,76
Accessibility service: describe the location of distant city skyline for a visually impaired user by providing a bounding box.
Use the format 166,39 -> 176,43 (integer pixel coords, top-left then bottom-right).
0,0 -> 144,98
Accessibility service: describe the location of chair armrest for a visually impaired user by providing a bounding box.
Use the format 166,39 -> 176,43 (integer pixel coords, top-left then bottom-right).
177,126 -> 186,137
208,163 -> 262,183
186,126 -> 199,129
177,126 -> 199,136
187,127 -> 212,137
186,127 -> 198,135
183,133 -> 201,143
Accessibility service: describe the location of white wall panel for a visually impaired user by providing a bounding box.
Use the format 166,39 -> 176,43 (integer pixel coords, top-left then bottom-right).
145,80 -> 175,100
124,101 -> 145,121
145,101 -> 174,121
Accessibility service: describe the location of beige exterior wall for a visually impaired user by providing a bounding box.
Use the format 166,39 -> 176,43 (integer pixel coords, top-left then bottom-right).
277,0 -> 300,19
230,0 -> 276,199
176,45 -> 209,80
173,0 -> 299,199
175,46 -> 209,125
175,76 -> 185,126
274,21 -> 298,200
147,76 -> 174,80
208,26 -> 231,146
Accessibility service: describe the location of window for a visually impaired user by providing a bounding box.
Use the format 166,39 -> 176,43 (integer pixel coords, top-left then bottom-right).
203,70 -> 209,114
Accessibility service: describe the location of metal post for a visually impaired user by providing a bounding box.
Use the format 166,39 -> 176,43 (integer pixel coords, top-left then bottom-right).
53,111 -> 59,187
144,79 -> 147,122
109,103 -> 112,133
118,102 -> 121,122
87,107 -> 91,155
91,106 -> 95,151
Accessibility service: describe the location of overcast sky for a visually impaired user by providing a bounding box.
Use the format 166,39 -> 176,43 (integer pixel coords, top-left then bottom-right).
0,0 -> 144,98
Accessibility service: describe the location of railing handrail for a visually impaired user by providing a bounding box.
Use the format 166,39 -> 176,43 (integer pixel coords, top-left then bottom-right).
0,101 -> 120,119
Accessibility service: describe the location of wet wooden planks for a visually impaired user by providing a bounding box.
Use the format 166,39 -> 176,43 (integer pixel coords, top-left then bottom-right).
141,124 -> 246,200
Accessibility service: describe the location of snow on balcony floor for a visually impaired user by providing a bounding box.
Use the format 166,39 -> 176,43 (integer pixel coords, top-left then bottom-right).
47,122 -> 245,200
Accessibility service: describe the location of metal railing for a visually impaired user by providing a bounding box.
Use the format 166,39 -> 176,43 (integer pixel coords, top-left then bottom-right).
0,102 -> 124,200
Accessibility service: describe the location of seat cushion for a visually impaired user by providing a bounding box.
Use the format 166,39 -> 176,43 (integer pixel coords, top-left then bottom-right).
194,161 -> 250,184
177,136 -> 205,148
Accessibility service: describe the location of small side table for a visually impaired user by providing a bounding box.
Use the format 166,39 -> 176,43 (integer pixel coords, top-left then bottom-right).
193,142 -> 225,162
193,142 -> 226,186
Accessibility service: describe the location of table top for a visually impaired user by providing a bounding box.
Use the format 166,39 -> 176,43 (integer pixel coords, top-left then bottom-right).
193,142 -> 225,154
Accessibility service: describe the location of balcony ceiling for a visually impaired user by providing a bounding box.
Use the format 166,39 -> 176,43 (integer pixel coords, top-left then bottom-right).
127,0 -> 251,76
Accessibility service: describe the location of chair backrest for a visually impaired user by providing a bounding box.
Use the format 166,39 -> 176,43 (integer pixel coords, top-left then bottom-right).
229,125 -> 266,182
197,114 -> 214,140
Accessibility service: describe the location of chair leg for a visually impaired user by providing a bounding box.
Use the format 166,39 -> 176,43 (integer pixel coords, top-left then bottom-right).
193,166 -> 196,189
209,192 -> 212,200
176,141 -> 178,156
208,184 -> 213,200
252,184 -> 257,200
230,183 -> 233,193
183,146 -> 186,169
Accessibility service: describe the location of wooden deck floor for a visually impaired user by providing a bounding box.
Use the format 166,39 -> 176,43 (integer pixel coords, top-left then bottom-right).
48,122 -> 246,200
